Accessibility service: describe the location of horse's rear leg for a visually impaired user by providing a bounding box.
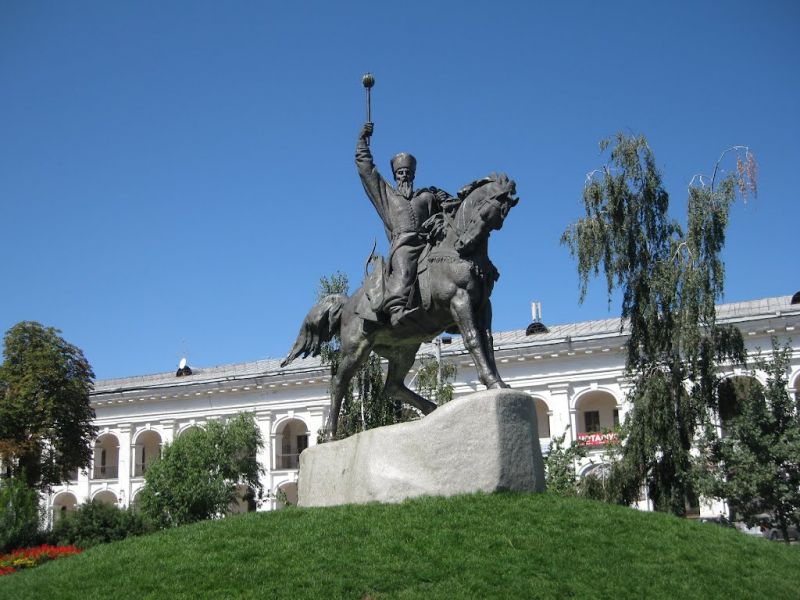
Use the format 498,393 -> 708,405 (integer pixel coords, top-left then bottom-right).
450,290 -> 507,389
384,345 -> 437,415
326,338 -> 372,439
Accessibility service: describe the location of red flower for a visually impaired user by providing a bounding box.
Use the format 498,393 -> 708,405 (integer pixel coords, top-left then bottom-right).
0,544 -> 82,575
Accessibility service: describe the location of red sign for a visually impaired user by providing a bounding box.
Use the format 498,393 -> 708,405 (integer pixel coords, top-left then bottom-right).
578,432 -> 619,447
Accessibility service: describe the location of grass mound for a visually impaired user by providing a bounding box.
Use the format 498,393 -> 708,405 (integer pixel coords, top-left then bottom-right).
2,493 -> 798,599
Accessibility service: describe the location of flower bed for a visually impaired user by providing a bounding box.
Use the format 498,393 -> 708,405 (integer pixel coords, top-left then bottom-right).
0,545 -> 82,576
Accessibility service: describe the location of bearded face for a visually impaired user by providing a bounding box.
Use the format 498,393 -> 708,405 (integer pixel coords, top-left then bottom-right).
394,167 -> 414,199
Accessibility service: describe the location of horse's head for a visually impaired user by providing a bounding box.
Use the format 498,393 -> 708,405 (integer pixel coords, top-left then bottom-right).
454,173 -> 519,256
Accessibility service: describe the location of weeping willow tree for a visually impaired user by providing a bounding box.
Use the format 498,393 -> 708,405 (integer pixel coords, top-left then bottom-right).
317,272 -> 400,441
414,355 -> 457,406
561,134 -> 756,515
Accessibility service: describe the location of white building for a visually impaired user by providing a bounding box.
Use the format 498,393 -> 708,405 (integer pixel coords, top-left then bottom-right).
48,294 -> 800,520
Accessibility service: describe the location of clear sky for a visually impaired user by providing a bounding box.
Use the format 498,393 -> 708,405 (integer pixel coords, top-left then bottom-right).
1,1 -> 798,380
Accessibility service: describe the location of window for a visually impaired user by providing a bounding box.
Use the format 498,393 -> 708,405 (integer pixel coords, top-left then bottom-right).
613,409 -> 620,428
584,411 -> 600,433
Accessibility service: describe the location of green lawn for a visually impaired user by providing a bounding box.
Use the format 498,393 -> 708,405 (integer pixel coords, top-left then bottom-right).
2,492 -> 799,599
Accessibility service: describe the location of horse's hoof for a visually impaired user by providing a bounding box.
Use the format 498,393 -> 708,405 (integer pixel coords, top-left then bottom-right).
488,381 -> 510,390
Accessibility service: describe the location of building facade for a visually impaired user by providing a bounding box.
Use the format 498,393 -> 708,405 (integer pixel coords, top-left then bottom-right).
48,295 -> 800,521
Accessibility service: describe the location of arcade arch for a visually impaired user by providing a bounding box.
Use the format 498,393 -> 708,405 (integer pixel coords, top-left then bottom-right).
52,492 -> 78,522
532,397 -> 551,439
93,433 -> 119,479
92,490 -> 118,506
276,482 -> 298,508
275,418 -> 309,470
575,390 -> 619,436
132,429 -> 162,476
177,424 -> 204,438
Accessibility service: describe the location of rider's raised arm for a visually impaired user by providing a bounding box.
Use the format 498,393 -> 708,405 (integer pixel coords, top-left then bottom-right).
356,123 -> 391,229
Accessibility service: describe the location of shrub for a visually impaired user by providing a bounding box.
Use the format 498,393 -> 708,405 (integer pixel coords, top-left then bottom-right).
138,412 -> 263,526
48,500 -> 152,548
0,477 -> 43,552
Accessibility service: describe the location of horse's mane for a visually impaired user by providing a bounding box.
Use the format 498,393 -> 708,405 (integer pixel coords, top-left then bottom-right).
457,176 -> 494,200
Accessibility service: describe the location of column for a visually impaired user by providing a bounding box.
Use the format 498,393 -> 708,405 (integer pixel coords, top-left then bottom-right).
117,425 -> 132,508
256,410 -> 272,511
548,383 -> 571,442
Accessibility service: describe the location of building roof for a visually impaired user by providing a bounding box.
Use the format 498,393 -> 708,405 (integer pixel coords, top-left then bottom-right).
93,294 -> 799,394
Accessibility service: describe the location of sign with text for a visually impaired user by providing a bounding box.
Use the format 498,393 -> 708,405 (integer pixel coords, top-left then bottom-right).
578,432 -> 619,447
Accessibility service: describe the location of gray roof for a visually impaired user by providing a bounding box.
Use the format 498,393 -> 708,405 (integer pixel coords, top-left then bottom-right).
93,294 -> 798,394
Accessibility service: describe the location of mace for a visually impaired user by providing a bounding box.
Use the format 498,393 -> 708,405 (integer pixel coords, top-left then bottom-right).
362,72 -> 375,144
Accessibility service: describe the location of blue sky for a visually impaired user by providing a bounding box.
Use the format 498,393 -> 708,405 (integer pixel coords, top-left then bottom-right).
1,1 -> 798,379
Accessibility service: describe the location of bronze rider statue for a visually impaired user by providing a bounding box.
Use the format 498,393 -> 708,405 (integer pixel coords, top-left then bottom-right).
356,122 -> 445,327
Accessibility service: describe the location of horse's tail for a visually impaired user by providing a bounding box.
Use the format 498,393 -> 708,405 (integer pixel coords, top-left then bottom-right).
280,294 -> 347,368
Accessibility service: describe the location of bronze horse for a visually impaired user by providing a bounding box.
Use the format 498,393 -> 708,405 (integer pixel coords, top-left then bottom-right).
281,173 -> 519,437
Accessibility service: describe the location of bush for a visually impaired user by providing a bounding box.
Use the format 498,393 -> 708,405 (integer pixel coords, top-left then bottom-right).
48,500 -> 152,548
0,477 -> 43,552
138,412 -> 263,526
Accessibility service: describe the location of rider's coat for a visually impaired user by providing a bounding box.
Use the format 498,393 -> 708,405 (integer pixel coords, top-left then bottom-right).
356,135 -> 438,313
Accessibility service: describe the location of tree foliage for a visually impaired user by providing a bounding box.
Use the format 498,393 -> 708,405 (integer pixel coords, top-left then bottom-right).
544,429 -> 627,502
414,354 -> 457,406
0,322 -> 96,490
702,339 -> 800,542
543,429 -> 587,496
0,477 -> 43,552
138,413 -> 263,526
561,135 -> 754,515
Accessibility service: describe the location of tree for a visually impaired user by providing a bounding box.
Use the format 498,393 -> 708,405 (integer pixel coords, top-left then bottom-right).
414,353 -> 457,406
561,135 -> 755,515
317,272 -> 403,440
0,477 -> 43,552
704,339 -> 800,543
137,412 -> 263,526
543,428 -> 587,496
0,322 -> 96,490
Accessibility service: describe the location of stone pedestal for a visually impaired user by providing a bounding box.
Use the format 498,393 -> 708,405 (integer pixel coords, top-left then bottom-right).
297,388 -> 545,507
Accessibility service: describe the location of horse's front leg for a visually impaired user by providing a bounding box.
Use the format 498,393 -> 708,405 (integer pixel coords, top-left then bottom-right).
480,300 -> 507,388
450,289 -> 506,389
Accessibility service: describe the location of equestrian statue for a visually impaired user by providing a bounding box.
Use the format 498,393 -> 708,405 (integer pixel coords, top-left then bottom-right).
281,79 -> 519,438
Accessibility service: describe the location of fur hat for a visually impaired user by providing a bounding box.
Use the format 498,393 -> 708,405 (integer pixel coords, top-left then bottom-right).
390,152 -> 417,175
